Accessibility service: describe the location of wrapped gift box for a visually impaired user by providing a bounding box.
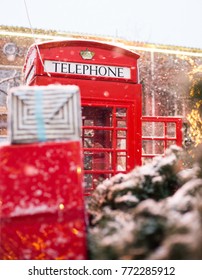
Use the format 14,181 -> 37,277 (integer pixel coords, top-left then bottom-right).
8,85 -> 81,144
0,85 -> 87,259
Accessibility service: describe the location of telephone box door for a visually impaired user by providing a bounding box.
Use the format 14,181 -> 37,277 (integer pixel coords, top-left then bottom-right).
82,97 -> 141,192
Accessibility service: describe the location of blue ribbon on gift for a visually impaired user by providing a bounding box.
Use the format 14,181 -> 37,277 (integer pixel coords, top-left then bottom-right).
35,89 -> 46,142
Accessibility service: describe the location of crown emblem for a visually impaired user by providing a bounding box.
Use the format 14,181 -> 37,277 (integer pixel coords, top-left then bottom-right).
80,48 -> 95,60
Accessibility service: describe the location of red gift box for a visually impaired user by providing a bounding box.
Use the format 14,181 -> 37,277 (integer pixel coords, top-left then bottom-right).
0,141 -> 87,260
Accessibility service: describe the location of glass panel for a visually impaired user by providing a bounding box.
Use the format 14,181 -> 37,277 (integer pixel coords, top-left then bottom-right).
83,119 -> 94,126
94,130 -> 112,148
84,174 -> 93,189
117,130 -> 126,137
117,138 -> 126,149
142,140 -> 165,154
142,122 -> 152,137
84,150 -> 112,171
117,120 -> 126,127
166,122 -> 176,137
82,106 -> 113,127
117,155 -> 126,171
142,122 -> 164,137
116,107 -> 126,117
83,128 -> 94,138
91,151 -> 111,170
167,140 -> 176,147
142,157 -> 153,165
83,129 -> 112,148
84,151 -> 93,170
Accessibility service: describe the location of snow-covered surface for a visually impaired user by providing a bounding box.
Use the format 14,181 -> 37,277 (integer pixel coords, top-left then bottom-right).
10,204 -> 57,217
87,145 -> 202,260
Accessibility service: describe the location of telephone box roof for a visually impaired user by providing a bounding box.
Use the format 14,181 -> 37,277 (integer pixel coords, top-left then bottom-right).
28,39 -> 140,59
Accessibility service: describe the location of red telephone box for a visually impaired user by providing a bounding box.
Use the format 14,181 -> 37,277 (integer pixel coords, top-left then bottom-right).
23,40 -> 142,192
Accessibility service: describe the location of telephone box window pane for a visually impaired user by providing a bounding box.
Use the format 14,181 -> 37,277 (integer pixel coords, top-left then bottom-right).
83,138 -> 93,148
166,122 -> 176,137
154,140 -> 165,154
83,119 -> 94,126
142,157 -> 153,165
142,122 -> 164,137
92,151 -> 111,170
117,152 -> 126,171
142,140 -> 165,154
84,150 -> 112,170
94,130 -> 112,148
117,130 -> 126,137
117,120 -> 126,127
83,129 -> 112,148
167,140 -> 176,147
142,122 -> 151,137
117,138 -> 126,149
84,128 -> 94,137
84,174 -> 93,189
82,106 -> 113,127
84,151 -> 92,170
116,108 -> 126,117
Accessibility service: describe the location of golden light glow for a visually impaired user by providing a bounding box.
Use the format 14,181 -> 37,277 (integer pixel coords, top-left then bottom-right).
187,108 -> 202,146
59,203 -> 65,210
77,166 -> 82,174
72,228 -> 79,235
187,65 -> 202,146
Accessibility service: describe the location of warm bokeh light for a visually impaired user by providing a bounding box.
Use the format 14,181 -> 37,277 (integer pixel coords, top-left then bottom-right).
59,203 -> 65,210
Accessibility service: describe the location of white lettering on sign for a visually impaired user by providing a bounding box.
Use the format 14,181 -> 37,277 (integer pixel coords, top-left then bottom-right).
44,60 -> 131,79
